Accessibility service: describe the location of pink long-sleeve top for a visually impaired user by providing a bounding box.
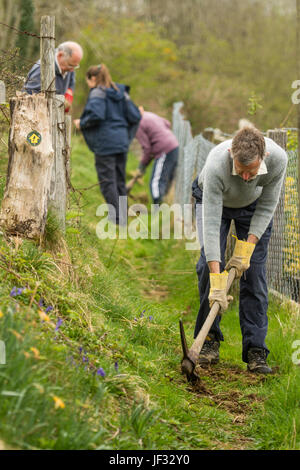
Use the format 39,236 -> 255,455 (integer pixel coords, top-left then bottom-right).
135,111 -> 179,166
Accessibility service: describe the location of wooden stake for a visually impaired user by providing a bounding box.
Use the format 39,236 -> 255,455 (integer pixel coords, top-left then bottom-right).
50,95 -> 67,231
40,16 -> 55,96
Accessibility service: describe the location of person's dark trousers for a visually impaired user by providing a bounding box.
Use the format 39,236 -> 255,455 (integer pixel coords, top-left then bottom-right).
95,153 -> 128,225
194,199 -> 273,363
150,147 -> 178,204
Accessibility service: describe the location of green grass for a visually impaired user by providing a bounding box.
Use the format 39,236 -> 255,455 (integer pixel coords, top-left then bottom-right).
0,134 -> 300,450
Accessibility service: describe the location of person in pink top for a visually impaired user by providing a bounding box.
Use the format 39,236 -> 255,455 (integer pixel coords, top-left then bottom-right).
135,107 -> 179,204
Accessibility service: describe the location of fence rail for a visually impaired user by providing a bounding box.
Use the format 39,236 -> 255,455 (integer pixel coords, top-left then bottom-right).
172,102 -> 300,304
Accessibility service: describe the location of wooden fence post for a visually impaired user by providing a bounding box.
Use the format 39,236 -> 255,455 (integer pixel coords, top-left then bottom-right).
0,15 -> 69,239
202,127 -> 214,142
0,80 -> 5,104
51,95 -> 67,231
64,115 -> 72,190
40,16 -> 56,97
266,129 -> 287,292
40,15 -> 67,231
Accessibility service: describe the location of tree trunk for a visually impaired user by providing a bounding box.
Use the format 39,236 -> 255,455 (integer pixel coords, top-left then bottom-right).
0,93 -> 54,239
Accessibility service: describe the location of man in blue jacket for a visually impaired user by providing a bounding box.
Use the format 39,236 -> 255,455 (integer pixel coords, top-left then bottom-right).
24,41 -> 83,112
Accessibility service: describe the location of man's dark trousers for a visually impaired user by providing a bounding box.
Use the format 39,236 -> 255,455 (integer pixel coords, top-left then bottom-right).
194,200 -> 273,363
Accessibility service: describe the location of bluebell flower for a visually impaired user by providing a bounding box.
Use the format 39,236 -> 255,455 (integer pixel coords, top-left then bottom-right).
55,318 -> 63,331
149,316 -> 153,321
96,367 -> 106,377
10,287 -> 17,297
45,306 -> 53,313
16,287 -> 25,295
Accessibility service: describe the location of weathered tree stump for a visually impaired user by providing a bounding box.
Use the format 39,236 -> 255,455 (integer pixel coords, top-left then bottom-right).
0,93 -> 54,239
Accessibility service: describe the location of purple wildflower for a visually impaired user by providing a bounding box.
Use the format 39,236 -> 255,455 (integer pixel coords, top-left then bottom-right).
114,361 -> 119,372
79,347 -> 83,354
38,298 -> 44,307
10,287 -> 17,297
45,306 -> 53,313
10,286 -> 26,297
16,287 -> 25,295
82,355 -> 89,363
149,316 -> 153,321
96,367 -> 106,377
55,318 -> 63,331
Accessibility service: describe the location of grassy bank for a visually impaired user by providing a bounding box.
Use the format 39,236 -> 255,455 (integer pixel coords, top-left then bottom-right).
0,135 -> 299,450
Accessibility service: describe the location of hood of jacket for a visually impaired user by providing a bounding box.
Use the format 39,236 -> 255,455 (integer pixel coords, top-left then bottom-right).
105,83 -> 127,102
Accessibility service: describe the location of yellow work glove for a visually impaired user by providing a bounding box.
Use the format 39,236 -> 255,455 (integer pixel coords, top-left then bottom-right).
208,271 -> 233,313
225,237 -> 256,279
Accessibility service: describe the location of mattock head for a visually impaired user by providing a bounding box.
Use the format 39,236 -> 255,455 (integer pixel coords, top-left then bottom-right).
179,320 -> 198,382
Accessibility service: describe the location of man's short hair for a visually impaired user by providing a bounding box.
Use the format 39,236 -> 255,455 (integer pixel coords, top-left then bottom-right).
57,42 -> 83,58
231,127 -> 265,166
58,43 -> 73,57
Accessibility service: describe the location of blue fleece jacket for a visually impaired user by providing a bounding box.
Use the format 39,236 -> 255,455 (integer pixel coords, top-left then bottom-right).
80,84 -> 141,156
24,59 -> 75,95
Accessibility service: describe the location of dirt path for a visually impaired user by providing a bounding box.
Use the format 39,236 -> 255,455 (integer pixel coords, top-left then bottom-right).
187,364 -> 267,450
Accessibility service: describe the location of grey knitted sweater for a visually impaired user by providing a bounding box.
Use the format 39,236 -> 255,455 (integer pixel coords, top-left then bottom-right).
197,137 -> 288,262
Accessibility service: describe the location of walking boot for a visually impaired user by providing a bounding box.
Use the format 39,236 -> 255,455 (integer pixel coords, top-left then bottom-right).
247,348 -> 272,374
198,334 -> 220,366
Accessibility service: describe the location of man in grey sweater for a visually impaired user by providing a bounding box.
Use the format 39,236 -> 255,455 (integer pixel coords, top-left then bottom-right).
192,126 -> 288,373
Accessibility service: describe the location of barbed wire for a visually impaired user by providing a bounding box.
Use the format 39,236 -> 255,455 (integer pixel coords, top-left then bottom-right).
0,21 -> 54,40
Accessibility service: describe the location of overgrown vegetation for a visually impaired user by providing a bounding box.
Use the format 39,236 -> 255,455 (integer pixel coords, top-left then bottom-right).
0,0 -> 299,451
0,0 -> 297,133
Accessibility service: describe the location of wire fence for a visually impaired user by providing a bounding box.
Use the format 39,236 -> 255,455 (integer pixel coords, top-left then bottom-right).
172,102 -> 300,304
0,19 -> 57,140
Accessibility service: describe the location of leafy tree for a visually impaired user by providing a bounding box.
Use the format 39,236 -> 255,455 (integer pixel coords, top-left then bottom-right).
73,16 -> 180,117
16,0 -> 35,59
